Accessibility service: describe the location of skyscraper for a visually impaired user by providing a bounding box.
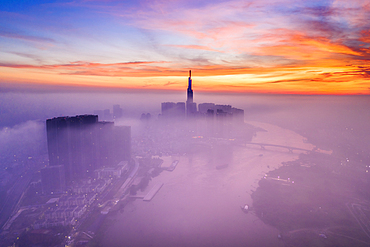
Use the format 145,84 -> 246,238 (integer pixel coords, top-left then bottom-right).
96,122 -> 131,167
186,70 -> 197,117
161,102 -> 185,118
46,115 -> 99,182
113,104 -> 123,119
187,70 -> 193,103
46,115 -> 130,183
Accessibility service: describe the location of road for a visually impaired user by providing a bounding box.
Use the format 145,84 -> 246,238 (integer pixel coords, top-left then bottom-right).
0,170 -> 32,230
346,202 -> 370,239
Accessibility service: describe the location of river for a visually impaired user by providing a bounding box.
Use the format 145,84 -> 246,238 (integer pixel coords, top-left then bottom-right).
101,121 -> 315,247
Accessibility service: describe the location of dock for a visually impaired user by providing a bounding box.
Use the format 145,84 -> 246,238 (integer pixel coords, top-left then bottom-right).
143,183 -> 164,201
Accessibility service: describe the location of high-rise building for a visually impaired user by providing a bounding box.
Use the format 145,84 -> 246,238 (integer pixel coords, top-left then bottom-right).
103,109 -> 113,121
161,102 -> 185,118
198,103 -> 244,123
96,122 -> 131,167
113,104 -> 123,119
186,102 -> 197,117
187,70 -> 193,104
161,102 -> 176,116
186,70 -> 197,117
206,109 -> 215,136
94,109 -> 113,121
46,115 -> 98,182
46,115 -> 130,184
199,103 -> 215,114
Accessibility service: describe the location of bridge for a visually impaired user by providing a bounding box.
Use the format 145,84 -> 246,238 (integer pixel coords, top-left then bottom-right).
190,139 -> 315,154
245,142 -> 312,153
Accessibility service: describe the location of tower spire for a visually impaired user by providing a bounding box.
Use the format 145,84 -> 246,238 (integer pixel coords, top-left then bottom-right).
187,70 -> 193,103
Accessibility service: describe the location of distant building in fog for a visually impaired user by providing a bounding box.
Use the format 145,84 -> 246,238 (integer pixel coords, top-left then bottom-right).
46,115 -> 130,185
140,113 -> 152,121
113,104 -> 123,119
94,104 -> 123,121
161,102 -> 185,119
94,109 -> 113,121
198,103 -> 244,123
96,121 -> 131,167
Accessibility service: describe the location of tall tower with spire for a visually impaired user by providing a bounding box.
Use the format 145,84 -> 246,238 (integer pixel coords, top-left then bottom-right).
187,70 -> 193,103
186,70 -> 196,117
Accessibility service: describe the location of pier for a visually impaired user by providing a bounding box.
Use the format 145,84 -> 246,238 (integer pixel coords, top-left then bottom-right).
143,183 -> 164,201
131,183 -> 164,201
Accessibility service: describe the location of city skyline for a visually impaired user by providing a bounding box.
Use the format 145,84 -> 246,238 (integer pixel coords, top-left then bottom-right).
1,0 -> 370,95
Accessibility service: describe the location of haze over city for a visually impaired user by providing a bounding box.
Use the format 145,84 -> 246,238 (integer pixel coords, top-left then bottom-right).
1,1 -> 370,247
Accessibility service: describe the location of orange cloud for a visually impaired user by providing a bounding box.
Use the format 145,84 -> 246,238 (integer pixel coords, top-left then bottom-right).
360,30 -> 370,43
290,35 -> 363,56
253,28 -> 364,61
1,58 -> 369,95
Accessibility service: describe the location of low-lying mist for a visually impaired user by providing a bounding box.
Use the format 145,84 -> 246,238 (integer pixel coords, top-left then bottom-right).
2,91 -> 370,246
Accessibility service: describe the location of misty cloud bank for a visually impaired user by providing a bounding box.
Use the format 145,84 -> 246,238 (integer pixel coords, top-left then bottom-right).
2,91 -> 370,246
0,120 -> 46,168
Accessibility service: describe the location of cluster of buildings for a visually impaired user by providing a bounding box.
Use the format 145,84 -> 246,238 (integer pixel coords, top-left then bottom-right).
35,174 -> 117,229
41,114 -> 131,195
94,104 -> 123,121
161,70 -> 244,121
160,70 -> 244,138
34,202 -> 86,229
34,193 -> 95,229
37,114 -> 131,228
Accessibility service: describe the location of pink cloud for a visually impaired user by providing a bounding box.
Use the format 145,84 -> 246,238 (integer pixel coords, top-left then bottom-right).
0,30 -> 55,43
165,44 -> 220,52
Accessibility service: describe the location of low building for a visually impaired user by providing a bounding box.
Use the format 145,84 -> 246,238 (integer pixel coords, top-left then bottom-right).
96,161 -> 129,179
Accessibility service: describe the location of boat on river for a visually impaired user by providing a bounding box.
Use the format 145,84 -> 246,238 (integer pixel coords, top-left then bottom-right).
241,204 -> 249,213
167,160 -> 179,171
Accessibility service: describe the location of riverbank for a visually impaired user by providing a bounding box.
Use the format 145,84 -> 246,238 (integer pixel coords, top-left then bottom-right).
251,151 -> 370,246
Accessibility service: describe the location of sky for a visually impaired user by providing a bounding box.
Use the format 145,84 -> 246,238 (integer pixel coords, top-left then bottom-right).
0,0 -> 369,94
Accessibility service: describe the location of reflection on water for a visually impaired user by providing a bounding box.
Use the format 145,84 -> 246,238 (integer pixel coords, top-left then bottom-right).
102,123 -> 312,247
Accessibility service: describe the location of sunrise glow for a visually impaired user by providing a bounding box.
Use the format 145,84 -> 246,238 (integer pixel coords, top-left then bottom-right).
1,0 -> 369,94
